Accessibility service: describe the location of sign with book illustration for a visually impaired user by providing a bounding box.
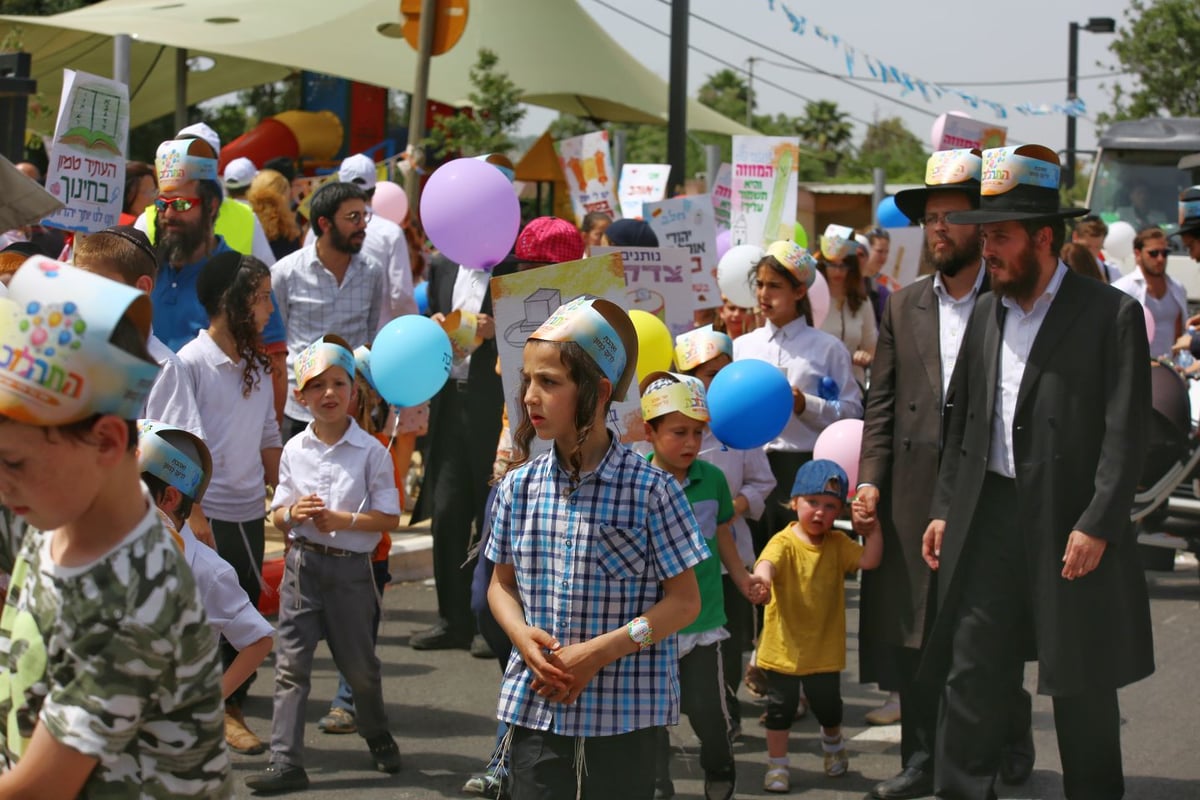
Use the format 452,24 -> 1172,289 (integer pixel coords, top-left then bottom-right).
491,253 -> 645,448
555,131 -> 620,224
592,245 -> 696,337
729,137 -> 800,247
642,195 -> 721,309
41,69 -> 130,233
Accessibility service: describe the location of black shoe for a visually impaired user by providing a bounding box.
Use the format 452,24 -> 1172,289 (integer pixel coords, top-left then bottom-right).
871,766 -> 934,799
410,623 -> 473,651
654,777 -> 675,799
246,764 -> 310,795
367,732 -> 403,773
999,729 -> 1035,786
470,634 -> 495,659
704,770 -> 735,800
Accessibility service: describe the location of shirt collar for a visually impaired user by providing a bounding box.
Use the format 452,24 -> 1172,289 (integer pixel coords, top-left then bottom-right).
1000,260 -> 1068,315
298,417 -> 372,450
642,451 -> 705,487
766,315 -> 808,340
194,329 -> 235,367
932,261 -> 985,304
309,243 -> 365,276
553,431 -> 621,485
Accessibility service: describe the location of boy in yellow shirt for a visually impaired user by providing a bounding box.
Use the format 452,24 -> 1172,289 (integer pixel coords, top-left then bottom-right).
753,459 -> 882,793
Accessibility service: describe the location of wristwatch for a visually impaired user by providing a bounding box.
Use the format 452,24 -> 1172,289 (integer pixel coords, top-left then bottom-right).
283,505 -> 294,527
626,616 -> 654,650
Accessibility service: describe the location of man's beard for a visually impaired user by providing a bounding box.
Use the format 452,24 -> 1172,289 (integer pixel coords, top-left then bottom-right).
989,238 -> 1042,303
921,233 -> 981,278
156,213 -> 211,268
329,225 -> 365,255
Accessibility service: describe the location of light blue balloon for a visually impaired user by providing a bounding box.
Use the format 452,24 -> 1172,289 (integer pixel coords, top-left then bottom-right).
414,281 -> 429,316
370,315 -> 452,407
877,195 -> 910,229
707,358 -> 793,450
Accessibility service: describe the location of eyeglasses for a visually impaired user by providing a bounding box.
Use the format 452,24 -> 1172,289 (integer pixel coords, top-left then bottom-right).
154,196 -> 202,213
919,213 -> 958,227
1142,248 -> 1169,258
342,210 -> 373,225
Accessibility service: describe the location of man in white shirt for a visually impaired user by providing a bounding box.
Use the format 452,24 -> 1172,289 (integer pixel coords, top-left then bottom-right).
1112,226 -> 1187,358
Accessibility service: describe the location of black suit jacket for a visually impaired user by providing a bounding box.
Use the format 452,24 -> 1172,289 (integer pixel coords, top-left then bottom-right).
926,268 -> 1155,695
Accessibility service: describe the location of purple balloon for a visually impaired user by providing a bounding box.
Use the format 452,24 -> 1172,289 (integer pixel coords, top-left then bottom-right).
420,158 -> 520,270
715,229 -> 732,261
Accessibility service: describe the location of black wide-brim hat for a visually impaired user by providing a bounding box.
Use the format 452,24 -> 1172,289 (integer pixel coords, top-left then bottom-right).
1174,186 -> 1200,238
946,144 -> 1089,225
894,148 -> 984,223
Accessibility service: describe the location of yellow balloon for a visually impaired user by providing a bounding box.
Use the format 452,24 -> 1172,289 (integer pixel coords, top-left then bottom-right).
629,310 -> 674,383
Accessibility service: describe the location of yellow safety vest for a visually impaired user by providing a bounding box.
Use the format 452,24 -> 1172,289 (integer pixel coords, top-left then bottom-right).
143,198 -> 255,255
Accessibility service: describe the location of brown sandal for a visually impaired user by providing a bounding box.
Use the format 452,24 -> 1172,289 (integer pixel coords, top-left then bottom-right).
744,664 -> 769,697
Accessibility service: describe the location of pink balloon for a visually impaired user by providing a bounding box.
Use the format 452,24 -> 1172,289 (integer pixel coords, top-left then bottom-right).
372,180 -> 409,225
1143,302 -> 1155,344
813,418 -> 865,493
715,229 -> 732,262
809,269 -> 831,328
420,158 -> 520,270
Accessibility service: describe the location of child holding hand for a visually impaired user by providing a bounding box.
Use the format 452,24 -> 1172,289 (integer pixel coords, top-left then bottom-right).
753,459 -> 882,793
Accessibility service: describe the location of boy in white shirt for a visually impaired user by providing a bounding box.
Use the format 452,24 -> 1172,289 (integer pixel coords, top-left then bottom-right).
246,335 -> 402,795
137,419 -> 274,700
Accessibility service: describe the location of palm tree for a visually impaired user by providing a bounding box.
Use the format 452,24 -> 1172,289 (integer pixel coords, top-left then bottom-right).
796,100 -> 854,179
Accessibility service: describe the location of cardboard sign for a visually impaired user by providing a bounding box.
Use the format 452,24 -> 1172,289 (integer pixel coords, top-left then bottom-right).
643,195 -> 721,308
555,131 -> 620,224
42,69 -> 129,233
617,163 -> 670,220
711,162 -> 733,230
936,115 -> 1007,151
875,226 -> 927,290
592,245 -> 696,336
490,253 -> 644,448
730,136 -> 800,247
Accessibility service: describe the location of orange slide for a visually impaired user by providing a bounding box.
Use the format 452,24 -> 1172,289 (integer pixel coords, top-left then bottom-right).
217,110 -> 345,171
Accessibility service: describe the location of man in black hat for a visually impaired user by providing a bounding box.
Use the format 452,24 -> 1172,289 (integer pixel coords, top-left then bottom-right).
921,145 -> 1154,799
857,150 -> 1031,799
1176,185 -> 1200,263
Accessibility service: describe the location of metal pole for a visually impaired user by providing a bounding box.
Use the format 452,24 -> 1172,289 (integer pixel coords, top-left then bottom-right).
174,48 -> 188,133
1065,21 -> 1079,190
405,0 -> 438,213
746,57 -> 755,128
872,168 -> 886,225
113,34 -> 131,88
666,0 -> 689,197
705,144 -> 720,193
612,129 -> 627,183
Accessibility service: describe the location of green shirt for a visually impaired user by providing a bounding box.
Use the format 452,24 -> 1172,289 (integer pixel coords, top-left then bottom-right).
648,455 -> 734,635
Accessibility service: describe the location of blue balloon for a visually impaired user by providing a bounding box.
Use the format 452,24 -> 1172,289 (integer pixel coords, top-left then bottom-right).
414,281 -> 429,316
370,315 -> 452,407
877,195 -> 911,229
707,358 -> 793,450
818,376 -> 839,402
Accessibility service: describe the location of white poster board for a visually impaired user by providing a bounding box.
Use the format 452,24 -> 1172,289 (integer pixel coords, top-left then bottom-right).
711,162 -> 733,230
617,163 -> 670,220
643,194 -> 721,309
555,131 -> 620,224
592,245 -> 696,337
730,136 -> 800,247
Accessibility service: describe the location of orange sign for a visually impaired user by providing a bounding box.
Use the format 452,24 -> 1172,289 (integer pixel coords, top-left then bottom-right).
401,0 -> 469,56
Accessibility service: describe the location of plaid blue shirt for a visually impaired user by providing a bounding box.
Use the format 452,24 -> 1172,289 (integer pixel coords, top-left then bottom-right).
484,435 -> 709,737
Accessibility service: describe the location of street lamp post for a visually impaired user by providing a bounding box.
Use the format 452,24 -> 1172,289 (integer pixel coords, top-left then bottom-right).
1065,16 -> 1116,189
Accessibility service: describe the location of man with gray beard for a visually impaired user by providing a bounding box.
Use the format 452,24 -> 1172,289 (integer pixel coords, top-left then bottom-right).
855,150 -> 1032,799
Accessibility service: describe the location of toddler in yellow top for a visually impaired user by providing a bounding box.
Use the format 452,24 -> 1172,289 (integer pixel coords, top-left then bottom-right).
753,459 -> 882,793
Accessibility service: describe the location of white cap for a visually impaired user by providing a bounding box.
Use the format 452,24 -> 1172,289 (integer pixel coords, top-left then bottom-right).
338,153 -> 377,190
222,157 -> 258,190
177,122 -> 221,156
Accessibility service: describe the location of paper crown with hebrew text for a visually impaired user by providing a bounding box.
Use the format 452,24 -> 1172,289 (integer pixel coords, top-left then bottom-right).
674,325 -> 733,372
765,240 -> 817,288
947,145 -> 1088,225
137,419 -> 212,502
295,334 -> 355,391
640,371 -> 710,422
894,148 -> 983,223
528,296 -> 638,402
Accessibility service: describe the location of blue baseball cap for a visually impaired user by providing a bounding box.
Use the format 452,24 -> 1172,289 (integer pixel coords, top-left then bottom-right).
791,459 -> 849,499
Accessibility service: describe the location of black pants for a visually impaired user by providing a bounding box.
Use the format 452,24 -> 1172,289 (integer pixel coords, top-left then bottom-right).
763,670 -> 842,730
212,516 -> 266,707
720,574 -> 752,725
428,385 -> 493,634
281,415 -> 307,444
656,642 -> 735,784
510,725 -> 657,800
936,474 -> 1123,799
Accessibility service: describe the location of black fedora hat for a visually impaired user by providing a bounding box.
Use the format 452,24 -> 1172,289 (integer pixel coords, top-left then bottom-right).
946,144 -> 1088,225
1176,186 -> 1200,238
893,148 -> 983,223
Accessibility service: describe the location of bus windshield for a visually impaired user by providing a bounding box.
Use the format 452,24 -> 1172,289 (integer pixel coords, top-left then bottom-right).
1088,148 -> 1192,234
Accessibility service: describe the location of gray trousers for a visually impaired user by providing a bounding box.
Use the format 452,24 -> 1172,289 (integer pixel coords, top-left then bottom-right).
270,545 -> 390,768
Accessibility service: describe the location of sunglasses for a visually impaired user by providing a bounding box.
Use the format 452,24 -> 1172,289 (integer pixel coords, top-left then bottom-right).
154,196 -> 202,213
1142,248 -> 1169,258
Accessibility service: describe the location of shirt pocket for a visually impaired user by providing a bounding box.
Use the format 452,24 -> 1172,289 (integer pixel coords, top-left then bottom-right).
596,525 -> 648,580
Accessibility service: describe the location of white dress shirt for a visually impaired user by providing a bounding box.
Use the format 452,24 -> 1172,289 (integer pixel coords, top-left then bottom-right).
448,265 -> 491,381
178,330 -> 283,521
732,316 -> 863,452
271,244 -> 385,422
144,334 -> 206,438
698,428 -> 776,568
272,419 -> 401,553
932,265 -> 986,402
988,261 -> 1068,478
180,522 -> 275,649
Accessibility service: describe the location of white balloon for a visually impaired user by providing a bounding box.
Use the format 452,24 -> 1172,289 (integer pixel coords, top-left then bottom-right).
717,244 -> 764,309
1105,220 -> 1136,263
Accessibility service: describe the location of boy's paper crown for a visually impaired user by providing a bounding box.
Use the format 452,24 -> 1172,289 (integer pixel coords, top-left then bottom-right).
819,224 -> 860,262
791,458 -> 849,500
528,295 -> 639,402
0,257 -> 159,426
352,344 -> 377,393
765,240 -> 817,288
295,334 -> 355,390
156,138 -> 218,192
137,419 -> 212,502
639,371 -> 710,423
673,325 -> 732,372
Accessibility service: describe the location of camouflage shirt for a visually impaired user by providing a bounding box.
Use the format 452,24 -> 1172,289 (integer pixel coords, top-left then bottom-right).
0,502 -> 231,798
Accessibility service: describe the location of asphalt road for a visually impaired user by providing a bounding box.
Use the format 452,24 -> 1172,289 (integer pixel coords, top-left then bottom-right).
230,558 -> 1200,799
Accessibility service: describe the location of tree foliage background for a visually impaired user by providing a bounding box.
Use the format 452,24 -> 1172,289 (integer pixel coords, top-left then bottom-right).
1102,0 -> 1200,122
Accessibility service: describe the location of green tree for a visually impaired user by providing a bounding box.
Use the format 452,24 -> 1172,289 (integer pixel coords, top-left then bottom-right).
850,116 -> 928,183
1103,0 -> 1200,121
795,100 -> 854,179
0,0 -> 98,12
424,48 -> 526,161
698,68 -> 754,124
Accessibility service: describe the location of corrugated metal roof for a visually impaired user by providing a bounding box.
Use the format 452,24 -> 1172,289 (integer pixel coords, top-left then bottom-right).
800,183 -> 925,195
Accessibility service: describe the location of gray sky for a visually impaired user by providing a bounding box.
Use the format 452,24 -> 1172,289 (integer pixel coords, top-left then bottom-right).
524,0 -> 1136,160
